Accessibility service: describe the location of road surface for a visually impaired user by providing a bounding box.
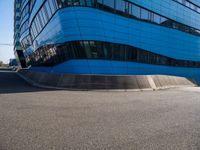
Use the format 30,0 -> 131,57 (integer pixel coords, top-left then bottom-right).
0,70 -> 200,150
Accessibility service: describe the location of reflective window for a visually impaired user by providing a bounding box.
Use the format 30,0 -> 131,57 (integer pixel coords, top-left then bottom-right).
174,0 -> 200,14
27,40 -> 200,69
153,14 -> 161,24
79,0 -> 86,6
30,0 -> 36,11
104,0 -> 115,8
141,8 -> 149,20
131,5 -> 140,18
160,17 -> 167,24
115,0 -> 125,12
20,4 -> 29,22
85,0 -> 94,6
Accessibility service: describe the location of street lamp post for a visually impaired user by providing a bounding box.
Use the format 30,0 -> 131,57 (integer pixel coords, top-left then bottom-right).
0,44 -> 13,46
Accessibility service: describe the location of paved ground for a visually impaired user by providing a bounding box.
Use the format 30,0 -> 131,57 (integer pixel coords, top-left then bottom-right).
1,70 -> 200,150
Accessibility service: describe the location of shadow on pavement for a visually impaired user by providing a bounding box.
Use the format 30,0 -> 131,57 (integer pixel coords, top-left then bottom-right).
0,70 -> 51,94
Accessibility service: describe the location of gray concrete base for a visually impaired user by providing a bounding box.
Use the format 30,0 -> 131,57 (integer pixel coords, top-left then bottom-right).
18,69 -> 197,90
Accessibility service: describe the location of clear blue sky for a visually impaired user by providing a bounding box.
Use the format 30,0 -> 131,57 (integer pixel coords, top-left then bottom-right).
0,0 -> 14,63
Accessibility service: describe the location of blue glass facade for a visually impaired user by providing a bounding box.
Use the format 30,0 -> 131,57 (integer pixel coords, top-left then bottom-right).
14,0 -> 200,82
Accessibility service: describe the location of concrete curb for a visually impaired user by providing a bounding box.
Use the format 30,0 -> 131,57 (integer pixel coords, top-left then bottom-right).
17,72 -> 91,91
17,69 -> 197,92
17,72 -> 153,92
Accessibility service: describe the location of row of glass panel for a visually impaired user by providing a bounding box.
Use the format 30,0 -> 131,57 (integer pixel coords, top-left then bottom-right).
28,0 -> 200,45
30,0 -> 36,12
26,40 -> 200,68
20,3 -> 29,23
20,20 -> 29,37
30,0 -> 58,40
21,35 -> 32,49
174,0 -> 200,13
19,2 -> 29,38
20,0 -> 35,24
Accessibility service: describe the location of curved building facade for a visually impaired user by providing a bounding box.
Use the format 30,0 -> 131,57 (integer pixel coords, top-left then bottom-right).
15,0 -> 200,81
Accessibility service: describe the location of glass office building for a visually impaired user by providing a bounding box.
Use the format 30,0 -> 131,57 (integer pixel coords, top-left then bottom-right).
15,0 -> 200,81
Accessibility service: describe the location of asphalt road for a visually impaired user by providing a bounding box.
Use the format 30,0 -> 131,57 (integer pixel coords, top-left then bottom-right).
1,70 -> 200,150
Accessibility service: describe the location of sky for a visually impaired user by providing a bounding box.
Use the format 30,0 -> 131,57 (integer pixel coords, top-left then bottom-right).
0,0 -> 14,63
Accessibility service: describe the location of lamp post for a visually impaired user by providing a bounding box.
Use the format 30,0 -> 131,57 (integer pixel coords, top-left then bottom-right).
0,44 -> 13,46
